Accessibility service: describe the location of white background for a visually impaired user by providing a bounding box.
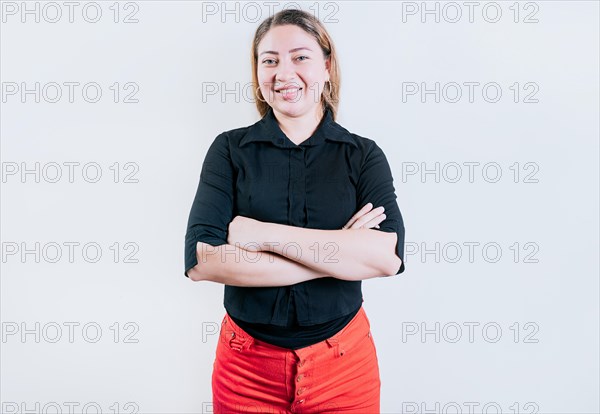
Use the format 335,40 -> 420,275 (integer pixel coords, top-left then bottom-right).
1,1 -> 598,413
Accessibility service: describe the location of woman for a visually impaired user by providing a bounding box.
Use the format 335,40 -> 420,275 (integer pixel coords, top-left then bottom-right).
184,9 -> 406,413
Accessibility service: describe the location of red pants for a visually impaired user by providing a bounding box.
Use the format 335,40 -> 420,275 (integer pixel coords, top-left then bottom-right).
211,306 -> 380,413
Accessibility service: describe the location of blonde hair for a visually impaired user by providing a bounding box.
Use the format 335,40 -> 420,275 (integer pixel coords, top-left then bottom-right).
251,9 -> 341,121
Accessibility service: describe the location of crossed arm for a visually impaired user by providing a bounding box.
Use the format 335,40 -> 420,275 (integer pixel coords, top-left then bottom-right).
188,205 -> 402,285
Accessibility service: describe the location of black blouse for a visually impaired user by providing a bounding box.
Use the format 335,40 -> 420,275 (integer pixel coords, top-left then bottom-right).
184,106 -> 406,348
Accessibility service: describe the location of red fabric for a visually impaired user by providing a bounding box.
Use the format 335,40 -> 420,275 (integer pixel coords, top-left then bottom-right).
211,306 -> 380,413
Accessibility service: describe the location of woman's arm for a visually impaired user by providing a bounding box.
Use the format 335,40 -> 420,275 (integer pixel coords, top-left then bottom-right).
243,220 -> 401,281
227,214 -> 401,281
187,241 -> 329,287
271,224 -> 400,280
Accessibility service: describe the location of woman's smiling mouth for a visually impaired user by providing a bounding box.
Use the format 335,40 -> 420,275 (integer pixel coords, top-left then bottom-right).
276,87 -> 303,100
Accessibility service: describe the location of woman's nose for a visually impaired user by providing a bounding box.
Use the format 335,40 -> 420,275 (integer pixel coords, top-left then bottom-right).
275,60 -> 298,87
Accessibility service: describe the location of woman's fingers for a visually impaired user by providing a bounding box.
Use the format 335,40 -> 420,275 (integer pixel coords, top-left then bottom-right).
351,203 -> 373,223
345,205 -> 385,229
342,203 -> 387,230
353,207 -> 385,229
343,202 -> 373,229
361,214 -> 386,229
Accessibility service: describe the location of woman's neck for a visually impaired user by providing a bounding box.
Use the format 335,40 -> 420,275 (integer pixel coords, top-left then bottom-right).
273,106 -> 325,145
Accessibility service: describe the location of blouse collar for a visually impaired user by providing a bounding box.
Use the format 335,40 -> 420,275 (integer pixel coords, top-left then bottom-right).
240,106 -> 357,149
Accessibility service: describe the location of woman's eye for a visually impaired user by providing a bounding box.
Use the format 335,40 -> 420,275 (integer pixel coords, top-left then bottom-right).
262,56 -> 308,65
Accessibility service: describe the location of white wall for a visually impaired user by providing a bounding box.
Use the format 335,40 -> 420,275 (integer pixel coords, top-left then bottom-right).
1,1 -> 598,413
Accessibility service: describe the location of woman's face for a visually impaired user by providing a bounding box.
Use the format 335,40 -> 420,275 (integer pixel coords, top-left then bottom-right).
257,24 -> 330,119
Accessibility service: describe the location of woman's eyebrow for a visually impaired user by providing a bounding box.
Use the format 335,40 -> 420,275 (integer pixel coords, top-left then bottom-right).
259,47 -> 312,56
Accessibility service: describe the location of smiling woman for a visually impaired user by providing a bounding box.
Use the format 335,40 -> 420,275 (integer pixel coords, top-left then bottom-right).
184,8 -> 406,414
251,14 -> 341,142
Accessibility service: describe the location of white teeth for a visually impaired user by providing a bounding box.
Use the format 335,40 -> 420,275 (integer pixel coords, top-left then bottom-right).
277,88 -> 301,94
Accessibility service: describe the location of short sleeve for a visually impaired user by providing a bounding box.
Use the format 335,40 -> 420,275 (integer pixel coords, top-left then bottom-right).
356,141 -> 406,275
184,133 -> 235,278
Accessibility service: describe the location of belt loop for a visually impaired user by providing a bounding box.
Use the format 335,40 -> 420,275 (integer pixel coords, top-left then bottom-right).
325,336 -> 344,357
227,327 -> 255,352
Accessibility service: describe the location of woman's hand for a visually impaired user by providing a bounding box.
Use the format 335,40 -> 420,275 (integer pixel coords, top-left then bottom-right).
342,202 -> 386,230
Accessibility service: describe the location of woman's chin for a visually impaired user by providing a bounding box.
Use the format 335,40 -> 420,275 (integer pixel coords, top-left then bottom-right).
272,102 -> 315,118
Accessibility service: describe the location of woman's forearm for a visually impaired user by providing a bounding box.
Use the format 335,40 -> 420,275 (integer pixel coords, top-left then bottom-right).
259,224 -> 401,281
188,242 -> 329,287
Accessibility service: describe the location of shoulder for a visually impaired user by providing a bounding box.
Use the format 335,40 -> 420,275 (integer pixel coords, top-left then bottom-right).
209,114 -> 270,149
327,119 -> 384,153
333,121 -> 385,160
333,123 -> 394,176
211,124 -> 254,147
201,122 -> 256,164
348,132 -> 380,153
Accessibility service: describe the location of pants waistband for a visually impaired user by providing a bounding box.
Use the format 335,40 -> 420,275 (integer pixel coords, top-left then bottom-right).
220,305 -> 371,359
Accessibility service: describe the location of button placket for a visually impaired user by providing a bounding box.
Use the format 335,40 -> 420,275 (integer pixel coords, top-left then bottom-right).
288,148 -> 306,228
293,354 -> 309,407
